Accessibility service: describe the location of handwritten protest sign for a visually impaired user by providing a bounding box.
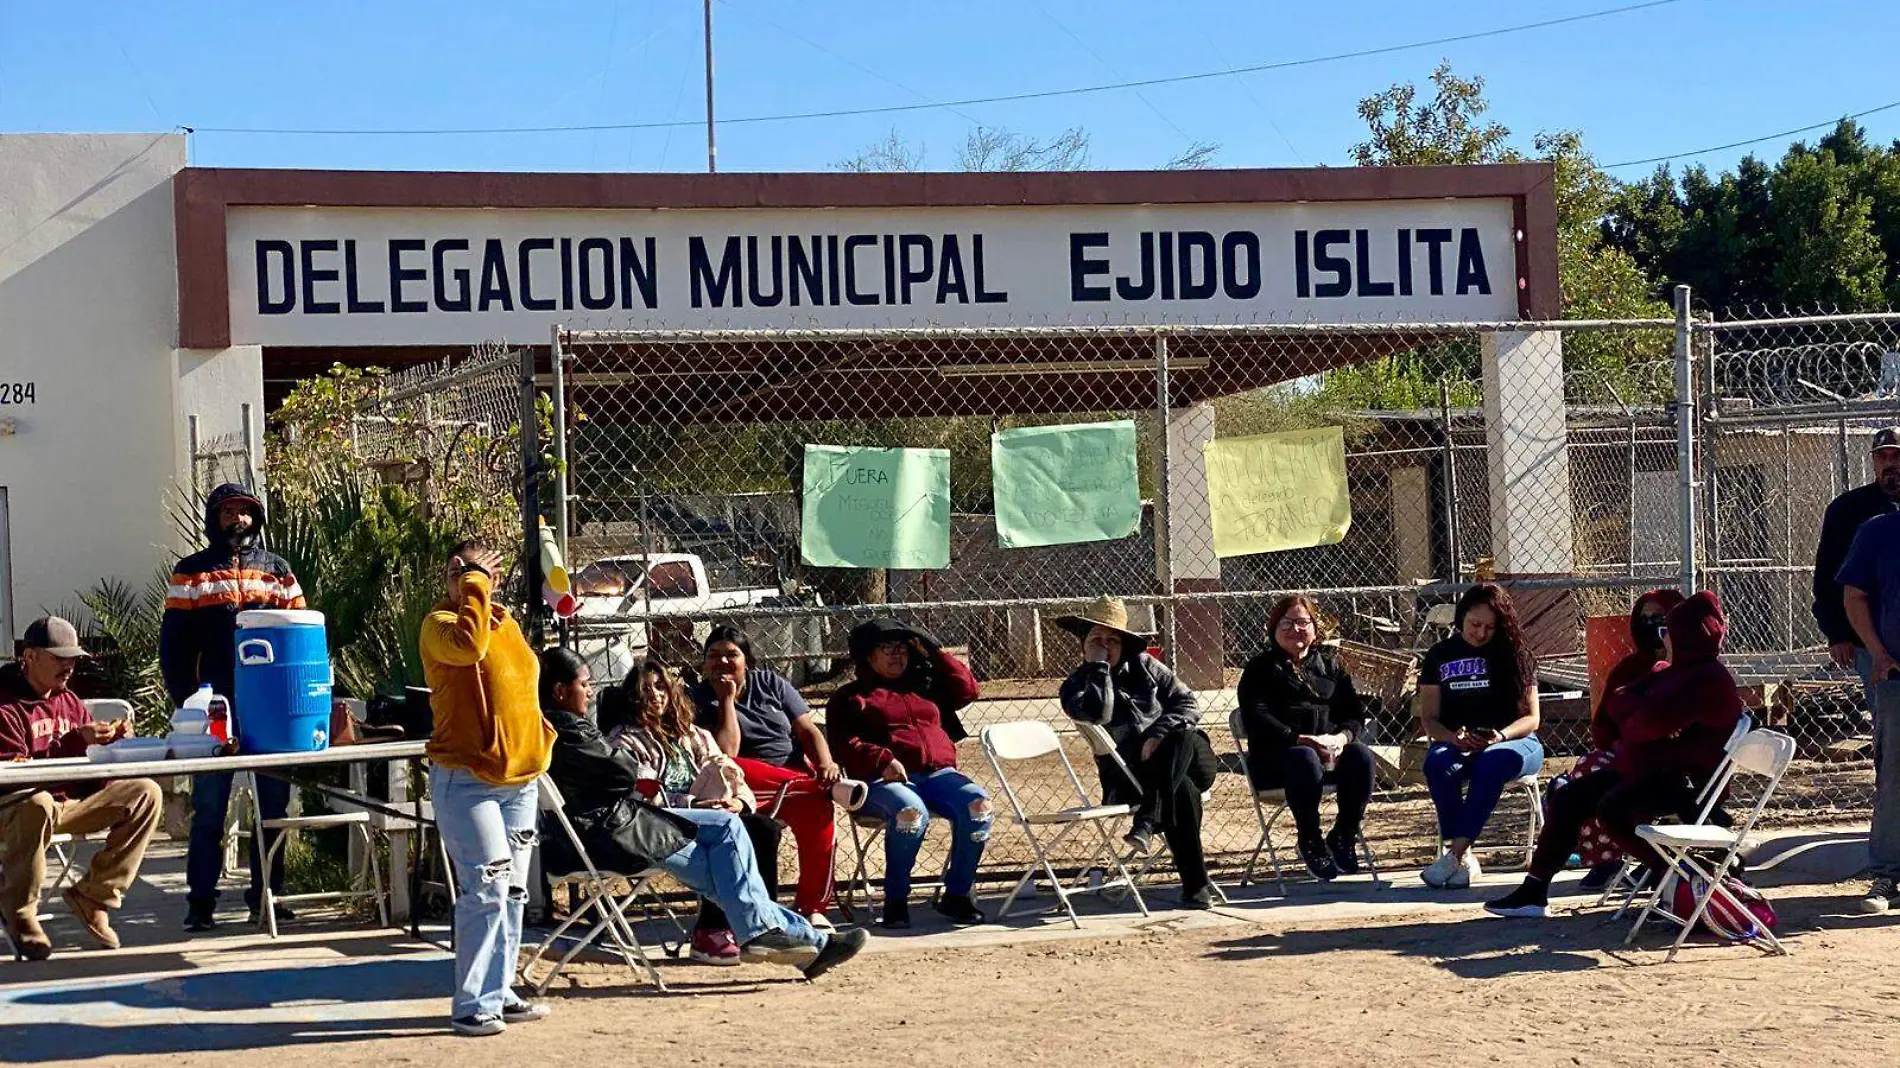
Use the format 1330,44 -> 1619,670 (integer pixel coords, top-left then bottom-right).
991,420 -> 1141,549
1205,426 -> 1352,558
800,444 -> 951,569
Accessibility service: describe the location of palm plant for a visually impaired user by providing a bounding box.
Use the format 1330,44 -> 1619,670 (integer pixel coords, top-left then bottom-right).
73,574 -> 173,737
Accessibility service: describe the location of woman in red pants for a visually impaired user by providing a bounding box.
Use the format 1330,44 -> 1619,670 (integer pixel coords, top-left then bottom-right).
691,625 -> 866,928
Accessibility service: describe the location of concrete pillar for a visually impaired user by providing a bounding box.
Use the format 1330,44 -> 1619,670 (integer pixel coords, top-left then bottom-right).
1390,465 -> 1434,584
1160,403 -> 1225,691
1482,330 -> 1575,574
1004,607 -> 1045,677
1483,329 -> 1577,660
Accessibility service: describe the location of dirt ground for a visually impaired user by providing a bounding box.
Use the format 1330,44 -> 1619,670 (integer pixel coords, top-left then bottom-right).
96,879 -> 1900,1068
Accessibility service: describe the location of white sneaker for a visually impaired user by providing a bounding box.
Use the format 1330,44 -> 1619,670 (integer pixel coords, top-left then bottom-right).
1420,851 -> 1461,888
501,996 -> 550,1024
805,911 -> 836,932
1445,851 -> 1482,889
1857,878 -> 1895,915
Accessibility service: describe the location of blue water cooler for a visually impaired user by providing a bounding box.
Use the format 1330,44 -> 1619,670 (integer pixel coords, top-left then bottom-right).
233,609 -> 334,753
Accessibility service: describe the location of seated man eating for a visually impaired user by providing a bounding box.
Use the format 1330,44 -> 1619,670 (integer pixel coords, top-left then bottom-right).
0,617 -> 162,960
539,648 -> 867,980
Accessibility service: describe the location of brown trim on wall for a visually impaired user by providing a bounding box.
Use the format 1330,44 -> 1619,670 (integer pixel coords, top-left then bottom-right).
177,162 -> 1561,350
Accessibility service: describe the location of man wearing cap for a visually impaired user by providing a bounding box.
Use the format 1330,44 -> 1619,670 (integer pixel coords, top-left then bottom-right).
1813,428 -> 1900,674
1837,448 -> 1900,915
159,482 -> 306,933
0,617 -> 162,959
1057,595 -> 1219,909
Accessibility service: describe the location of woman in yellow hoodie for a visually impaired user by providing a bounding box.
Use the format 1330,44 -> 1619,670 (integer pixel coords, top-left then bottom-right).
420,538 -> 556,1038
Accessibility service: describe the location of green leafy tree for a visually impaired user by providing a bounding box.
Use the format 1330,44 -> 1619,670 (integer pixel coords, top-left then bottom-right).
1770,141 -> 1887,309
1344,62 -> 1670,402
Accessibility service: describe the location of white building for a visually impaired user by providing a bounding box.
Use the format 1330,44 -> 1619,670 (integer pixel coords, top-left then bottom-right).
0,132 -> 1565,674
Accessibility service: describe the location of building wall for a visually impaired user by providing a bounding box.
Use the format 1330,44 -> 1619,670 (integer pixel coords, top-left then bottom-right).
0,134 -> 200,640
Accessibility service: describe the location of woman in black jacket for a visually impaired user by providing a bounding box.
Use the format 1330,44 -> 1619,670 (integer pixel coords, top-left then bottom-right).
537,649 -> 865,978
1057,596 -> 1218,909
1235,595 -> 1375,881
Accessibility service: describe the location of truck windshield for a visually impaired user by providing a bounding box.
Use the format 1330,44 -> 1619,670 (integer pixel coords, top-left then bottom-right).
572,559 -> 647,597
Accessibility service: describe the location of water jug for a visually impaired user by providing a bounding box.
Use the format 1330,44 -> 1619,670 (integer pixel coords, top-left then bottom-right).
233,609 -> 334,753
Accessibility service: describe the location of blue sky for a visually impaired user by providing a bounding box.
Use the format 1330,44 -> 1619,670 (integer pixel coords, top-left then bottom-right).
1,0 -> 1892,177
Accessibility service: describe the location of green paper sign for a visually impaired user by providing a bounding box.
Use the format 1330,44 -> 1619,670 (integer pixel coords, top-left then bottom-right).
800,444 -> 951,570
991,420 -> 1142,549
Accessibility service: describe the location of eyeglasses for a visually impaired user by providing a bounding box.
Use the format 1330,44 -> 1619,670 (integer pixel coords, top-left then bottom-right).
1277,617 -> 1316,631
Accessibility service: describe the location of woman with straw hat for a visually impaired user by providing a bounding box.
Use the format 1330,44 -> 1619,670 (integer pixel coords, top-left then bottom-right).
1056,596 -> 1219,909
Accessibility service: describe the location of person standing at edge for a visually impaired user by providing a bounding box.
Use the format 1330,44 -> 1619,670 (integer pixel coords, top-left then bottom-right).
1813,428 -> 1900,680
160,483 -> 305,933
420,538 -> 556,1037
1836,486 -> 1900,914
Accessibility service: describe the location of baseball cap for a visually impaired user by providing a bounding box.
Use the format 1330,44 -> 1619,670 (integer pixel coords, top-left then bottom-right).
1872,428 -> 1900,453
23,616 -> 90,659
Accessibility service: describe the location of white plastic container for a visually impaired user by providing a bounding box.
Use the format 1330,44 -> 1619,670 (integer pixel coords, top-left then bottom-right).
180,684 -> 234,744
166,733 -> 224,759
87,737 -> 168,763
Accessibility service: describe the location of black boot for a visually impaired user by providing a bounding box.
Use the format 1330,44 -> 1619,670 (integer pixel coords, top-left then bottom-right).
880,898 -> 911,929
1299,835 -> 1340,882
1484,877 -> 1551,918
183,899 -> 216,933
932,894 -> 987,927
1325,829 -> 1362,876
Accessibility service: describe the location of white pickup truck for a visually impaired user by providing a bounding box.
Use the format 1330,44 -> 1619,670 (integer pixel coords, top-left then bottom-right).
568,552 -> 824,683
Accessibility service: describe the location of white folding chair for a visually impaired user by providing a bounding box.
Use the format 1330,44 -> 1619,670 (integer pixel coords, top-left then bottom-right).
1227,711 -> 1384,893
1072,720 -> 1228,904
1624,729 -> 1795,962
245,771 -> 389,938
981,721 -> 1149,928
520,775 -> 668,994
1596,714 -> 1754,911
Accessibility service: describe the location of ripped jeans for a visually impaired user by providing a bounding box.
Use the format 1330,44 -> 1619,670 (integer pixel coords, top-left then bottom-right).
431,766 -> 538,1021
864,768 -> 993,902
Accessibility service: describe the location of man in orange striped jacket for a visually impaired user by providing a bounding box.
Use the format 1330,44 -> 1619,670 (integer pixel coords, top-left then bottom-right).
159,482 -> 306,933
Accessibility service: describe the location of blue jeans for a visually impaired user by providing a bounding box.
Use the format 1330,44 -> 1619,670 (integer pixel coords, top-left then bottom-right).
1423,737 -> 1544,844
660,807 -> 823,949
1863,649 -> 1900,880
863,768 -> 993,901
186,771 -> 290,908
431,766 -> 537,1021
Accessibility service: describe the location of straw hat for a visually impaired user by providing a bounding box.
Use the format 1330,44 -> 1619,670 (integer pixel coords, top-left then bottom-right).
1053,595 -> 1153,645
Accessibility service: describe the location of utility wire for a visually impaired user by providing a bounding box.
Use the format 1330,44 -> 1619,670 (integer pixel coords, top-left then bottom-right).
193,0 -> 1686,136
1601,97 -> 1900,170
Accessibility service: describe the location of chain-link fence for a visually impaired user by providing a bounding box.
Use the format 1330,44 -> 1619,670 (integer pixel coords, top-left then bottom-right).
360,304 -> 1897,900
530,317 -> 1745,892
348,344 -> 527,533
1695,312 -> 1900,827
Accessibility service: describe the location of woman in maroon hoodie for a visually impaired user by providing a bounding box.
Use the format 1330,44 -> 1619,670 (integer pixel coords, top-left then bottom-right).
1550,589 -> 1686,891
827,618 -> 990,929
1486,591 -> 1743,918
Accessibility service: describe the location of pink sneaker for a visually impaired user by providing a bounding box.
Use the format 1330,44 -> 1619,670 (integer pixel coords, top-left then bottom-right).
690,928 -> 741,966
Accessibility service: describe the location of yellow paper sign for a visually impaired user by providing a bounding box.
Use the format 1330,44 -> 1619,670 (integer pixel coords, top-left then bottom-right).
1205,426 -> 1352,557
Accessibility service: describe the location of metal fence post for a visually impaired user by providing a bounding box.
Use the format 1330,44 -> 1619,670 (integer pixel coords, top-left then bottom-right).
1439,379 -> 1461,580
519,342 -> 545,644
550,324 -> 571,561
1674,285 -> 1698,594
1154,331 -> 1177,657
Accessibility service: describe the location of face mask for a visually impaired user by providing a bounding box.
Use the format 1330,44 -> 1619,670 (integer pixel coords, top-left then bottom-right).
1637,617 -> 1667,651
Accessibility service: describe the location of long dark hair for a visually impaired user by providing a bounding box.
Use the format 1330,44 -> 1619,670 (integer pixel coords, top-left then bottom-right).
1452,583 -> 1536,694
538,647 -> 588,710
630,659 -> 695,743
